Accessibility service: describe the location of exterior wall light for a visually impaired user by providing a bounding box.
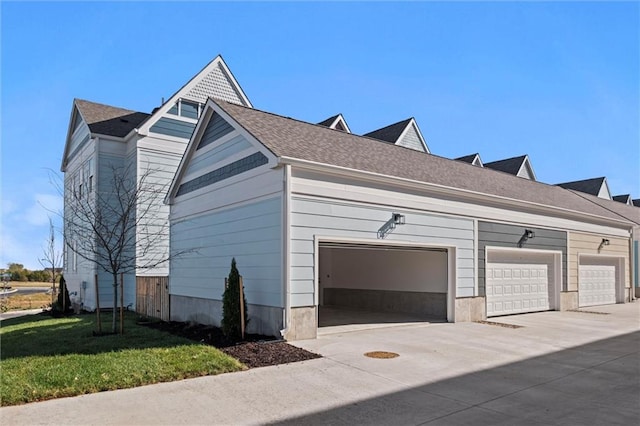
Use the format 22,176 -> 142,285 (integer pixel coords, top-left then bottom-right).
518,229 -> 536,248
378,213 -> 406,239
598,238 -> 610,251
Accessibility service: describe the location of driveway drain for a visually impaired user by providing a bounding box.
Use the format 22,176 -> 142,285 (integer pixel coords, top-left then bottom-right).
364,351 -> 399,359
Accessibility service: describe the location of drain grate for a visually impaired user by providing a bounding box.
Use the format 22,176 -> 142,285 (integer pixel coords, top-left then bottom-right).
475,320 -> 523,329
364,351 -> 399,359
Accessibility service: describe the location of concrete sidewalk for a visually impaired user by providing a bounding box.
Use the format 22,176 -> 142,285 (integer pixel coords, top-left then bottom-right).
1,303 -> 638,425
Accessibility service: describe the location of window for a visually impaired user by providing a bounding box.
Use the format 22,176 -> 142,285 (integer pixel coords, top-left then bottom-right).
167,99 -> 201,119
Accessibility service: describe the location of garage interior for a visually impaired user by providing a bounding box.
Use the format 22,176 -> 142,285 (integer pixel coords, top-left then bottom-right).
317,242 -> 448,330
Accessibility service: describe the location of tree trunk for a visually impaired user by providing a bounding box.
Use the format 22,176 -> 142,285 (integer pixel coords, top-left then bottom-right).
112,273 -> 118,333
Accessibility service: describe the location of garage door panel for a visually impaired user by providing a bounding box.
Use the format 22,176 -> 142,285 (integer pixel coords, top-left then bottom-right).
579,264 -> 615,307
486,262 -> 550,317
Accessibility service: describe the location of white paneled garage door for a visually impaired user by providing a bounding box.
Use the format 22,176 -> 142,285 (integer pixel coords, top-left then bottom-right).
486,263 -> 550,316
579,264 -> 616,307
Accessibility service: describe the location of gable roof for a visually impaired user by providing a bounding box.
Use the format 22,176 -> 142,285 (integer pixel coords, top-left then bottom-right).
75,99 -> 149,137
612,194 -> 632,205
556,177 -> 610,199
61,99 -> 150,171
455,153 -> 483,167
137,55 -> 252,137
317,114 -> 351,133
484,155 -> 536,180
633,199 -> 640,208
181,99 -> 637,227
363,117 -> 429,153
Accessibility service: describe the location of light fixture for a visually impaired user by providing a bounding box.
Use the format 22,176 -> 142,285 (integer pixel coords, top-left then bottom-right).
598,238 -> 610,251
518,229 -> 535,248
378,213 -> 406,239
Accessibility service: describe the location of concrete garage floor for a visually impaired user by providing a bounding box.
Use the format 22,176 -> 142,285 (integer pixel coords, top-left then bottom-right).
318,305 -> 443,334
2,302 -> 638,425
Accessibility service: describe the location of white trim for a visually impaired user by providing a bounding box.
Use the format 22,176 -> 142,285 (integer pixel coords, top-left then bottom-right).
329,114 -> 351,133
485,246 -> 563,313
281,165 -> 292,337
516,155 -> 537,181
280,156 -> 634,229
314,235 -> 457,322
473,218 -> 479,296
137,55 -> 252,138
578,253 -> 626,304
397,119 -> 429,153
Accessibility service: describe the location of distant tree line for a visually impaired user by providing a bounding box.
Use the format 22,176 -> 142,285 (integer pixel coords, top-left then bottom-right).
1,263 -> 61,283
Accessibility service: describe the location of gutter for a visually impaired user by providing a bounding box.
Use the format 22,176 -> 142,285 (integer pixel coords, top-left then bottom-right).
279,164 -> 292,339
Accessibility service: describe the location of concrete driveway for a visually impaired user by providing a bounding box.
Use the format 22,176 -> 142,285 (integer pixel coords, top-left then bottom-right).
1,303 -> 638,425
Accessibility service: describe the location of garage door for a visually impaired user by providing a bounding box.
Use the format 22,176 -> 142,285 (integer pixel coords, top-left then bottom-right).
579,264 -> 616,307
486,263 -> 549,316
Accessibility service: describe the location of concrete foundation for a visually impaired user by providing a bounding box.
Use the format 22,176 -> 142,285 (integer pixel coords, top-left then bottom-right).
170,294 -> 282,337
454,297 -> 486,322
285,306 -> 318,341
560,291 -> 579,311
324,288 -> 447,319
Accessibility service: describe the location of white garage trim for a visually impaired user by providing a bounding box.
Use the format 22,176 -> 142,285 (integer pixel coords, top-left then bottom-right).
485,246 -> 562,317
578,254 -> 625,307
314,236 -> 457,322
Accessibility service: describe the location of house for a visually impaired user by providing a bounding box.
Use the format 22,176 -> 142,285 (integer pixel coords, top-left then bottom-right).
557,177 -> 612,200
60,56 -> 251,312
484,155 -> 536,180
166,99 -> 639,340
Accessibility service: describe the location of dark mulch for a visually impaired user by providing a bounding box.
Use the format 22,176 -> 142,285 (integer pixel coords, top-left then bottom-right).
141,320 -> 321,368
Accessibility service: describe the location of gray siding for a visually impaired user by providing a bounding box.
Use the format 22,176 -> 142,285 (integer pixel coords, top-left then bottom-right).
396,124 -> 426,152
478,221 -> 567,295
170,197 -> 283,308
187,134 -> 252,176
197,113 -> 235,150
290,197 -> 476,307
150,117 -> 196,139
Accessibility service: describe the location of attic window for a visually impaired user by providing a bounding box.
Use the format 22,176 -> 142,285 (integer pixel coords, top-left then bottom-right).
168,99 -> 202,120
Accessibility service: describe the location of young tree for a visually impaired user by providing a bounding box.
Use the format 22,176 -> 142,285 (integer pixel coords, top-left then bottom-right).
57,163 -> 187,333
39,217 -> 63,305
222,258 -> 248,341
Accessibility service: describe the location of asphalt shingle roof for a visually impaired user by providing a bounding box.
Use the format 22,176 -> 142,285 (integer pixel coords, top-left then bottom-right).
612,194 -> 631,204
363,118 -> 412,143
456,153 -> 480,164
213,100 -> 639,226
556,177 -> 606,196
484,155 -> 527,175
317,114 -> 341,127
75,99 -> 150,138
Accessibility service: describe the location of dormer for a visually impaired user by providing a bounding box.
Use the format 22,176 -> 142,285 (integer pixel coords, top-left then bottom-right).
455,153 -> 484,167
317,114 -> 351,133
633,199 -> 640,207
612,194 -> 633,205
485,155 -> 536,180
363,118 -> 429,153
556,177 -> 612,200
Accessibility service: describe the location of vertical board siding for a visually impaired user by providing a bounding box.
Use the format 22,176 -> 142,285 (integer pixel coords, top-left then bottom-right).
186,134 -> 251,176
197,113 -> 235,150
568,232 -> 630,292
478,221 -> 567,295
136,276 -> 170,321
290,197 -> 476,306
396,124 -> 426,152
170,197 -> 283,307
150,117 -> 196,139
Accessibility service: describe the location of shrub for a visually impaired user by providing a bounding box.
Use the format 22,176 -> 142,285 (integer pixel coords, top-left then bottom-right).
221,258 -> 248,341
52,275 -> 73,316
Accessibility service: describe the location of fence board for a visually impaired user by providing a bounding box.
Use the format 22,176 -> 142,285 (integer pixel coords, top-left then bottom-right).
136,276 -> 170,321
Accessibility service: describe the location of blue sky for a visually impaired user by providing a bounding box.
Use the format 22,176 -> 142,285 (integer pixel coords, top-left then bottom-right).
1,2 -> 638,270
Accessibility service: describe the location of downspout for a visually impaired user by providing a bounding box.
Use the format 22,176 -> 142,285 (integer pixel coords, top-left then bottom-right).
280,164 -> 292,339
631,227 -> 638,301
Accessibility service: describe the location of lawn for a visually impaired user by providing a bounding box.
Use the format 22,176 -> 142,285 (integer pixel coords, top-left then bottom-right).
1,292 -> 52,311
0,312 -> 245,406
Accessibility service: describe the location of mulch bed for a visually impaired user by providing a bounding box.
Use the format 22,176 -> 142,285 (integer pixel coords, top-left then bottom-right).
141,320 -> 321,368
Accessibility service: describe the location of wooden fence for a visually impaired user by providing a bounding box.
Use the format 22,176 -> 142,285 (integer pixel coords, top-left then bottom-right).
136,276 -> 170,321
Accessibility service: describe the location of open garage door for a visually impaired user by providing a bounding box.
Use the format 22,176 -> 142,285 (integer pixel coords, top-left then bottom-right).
579,255 -> 622,307
486,248 -> 560,317
318,242 -> 449,328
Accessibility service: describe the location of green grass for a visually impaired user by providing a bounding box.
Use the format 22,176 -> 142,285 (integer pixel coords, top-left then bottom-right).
0,313 -> 245,406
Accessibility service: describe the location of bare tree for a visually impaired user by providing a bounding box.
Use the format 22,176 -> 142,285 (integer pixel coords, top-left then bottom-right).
39,217 -> 63,305
57,163 -> 185,333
